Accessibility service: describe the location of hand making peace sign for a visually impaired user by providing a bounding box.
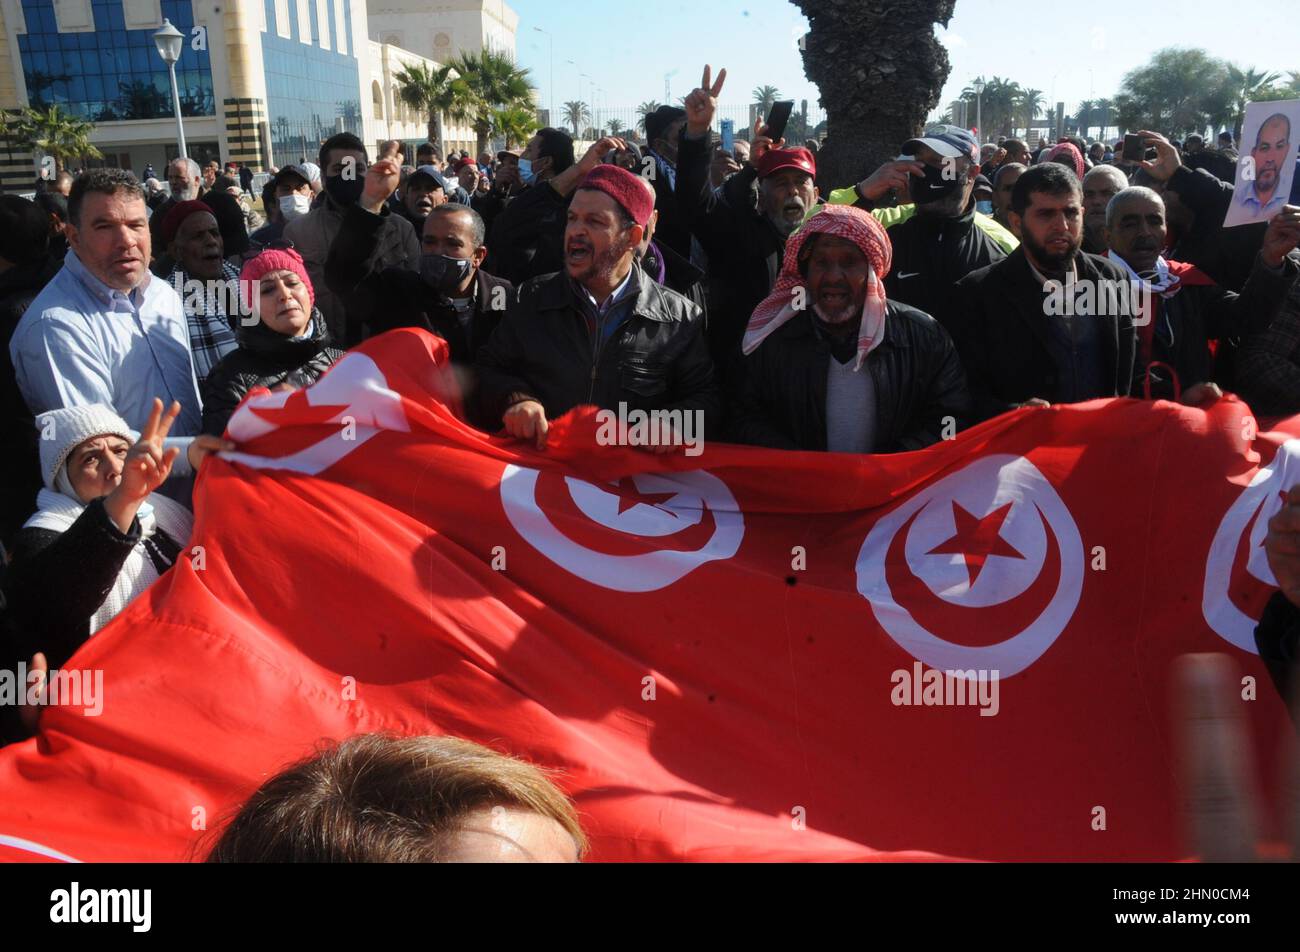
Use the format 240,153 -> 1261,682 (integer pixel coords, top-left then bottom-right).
684,65 -> 727,138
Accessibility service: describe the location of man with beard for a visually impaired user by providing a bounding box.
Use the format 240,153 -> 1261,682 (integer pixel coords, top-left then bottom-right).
676,65 -> 817,374
991,162 -> 1025,232
949,163 -> 1138,421
476,163 -> 720,450
1081,165 -> 1129,255
1102,186 -> 1298,403
150,158 -> 201,262
833,126 -> 1009,329
1234,113 -> 1293,221
730,205 -> 970,452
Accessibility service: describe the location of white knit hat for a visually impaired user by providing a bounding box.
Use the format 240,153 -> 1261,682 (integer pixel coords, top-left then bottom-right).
36,404 -> 136,492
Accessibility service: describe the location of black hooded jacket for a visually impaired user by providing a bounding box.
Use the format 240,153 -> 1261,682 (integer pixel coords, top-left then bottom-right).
200,310 -> 343,436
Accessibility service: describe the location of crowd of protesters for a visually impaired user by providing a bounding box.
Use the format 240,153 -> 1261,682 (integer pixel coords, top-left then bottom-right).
1,62 -> 1300,860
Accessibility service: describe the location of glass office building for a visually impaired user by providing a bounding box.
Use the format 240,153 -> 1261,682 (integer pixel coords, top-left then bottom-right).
16,0 -> 213,122
261,0 -> 362,165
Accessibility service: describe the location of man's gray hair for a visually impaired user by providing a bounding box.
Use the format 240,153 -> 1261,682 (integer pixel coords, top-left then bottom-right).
170,156 -> 201,181
68,168 -> 145,226
429,202 -> 486,249
1105,185 -> 1164,230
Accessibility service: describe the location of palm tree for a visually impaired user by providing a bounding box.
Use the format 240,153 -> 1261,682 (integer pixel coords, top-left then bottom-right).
1075,99 -> 1096,138
449,49 -> 536,156
795,0 -> 954,186
1018,88 -> 1044,138
607,117 -> 627,137
1093,97 -> 1114,141
395,61 -> 467,147
562,101 -> 590,138
1227,65 -> 1282,142
752,85 -> 783,115
491,103 -> 538,149
15,104 -> 101,174
636,101 -> 662,136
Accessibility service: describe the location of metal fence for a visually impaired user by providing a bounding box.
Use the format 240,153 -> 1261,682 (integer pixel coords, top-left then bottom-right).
549,104 -> 829,143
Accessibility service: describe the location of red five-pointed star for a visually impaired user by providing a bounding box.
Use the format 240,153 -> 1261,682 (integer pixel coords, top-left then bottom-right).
927,501 -> 1026,588
611,476 -> 679,516
247,387 -> 351,455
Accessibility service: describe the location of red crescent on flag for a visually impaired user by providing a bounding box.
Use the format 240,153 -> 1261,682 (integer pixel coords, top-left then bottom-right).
1225,491 -> 1282,624
533,470 -> 720,558
884,502 -> 1062,649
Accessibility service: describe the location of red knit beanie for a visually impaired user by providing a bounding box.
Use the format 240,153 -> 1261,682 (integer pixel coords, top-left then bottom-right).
577,164 -> 655,226
239,247 -> 314,313
160,199 -> 214,245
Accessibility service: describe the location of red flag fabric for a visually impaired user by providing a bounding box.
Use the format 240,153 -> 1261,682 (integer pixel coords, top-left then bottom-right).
0,328 -> 1294,863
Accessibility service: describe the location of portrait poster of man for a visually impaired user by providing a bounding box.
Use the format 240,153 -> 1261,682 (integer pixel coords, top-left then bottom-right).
1224,99 -> 1300,227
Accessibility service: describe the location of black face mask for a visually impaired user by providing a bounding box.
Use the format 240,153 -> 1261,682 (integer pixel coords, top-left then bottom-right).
420,254 -> 474,294
324,174 -> 365,207
908,161 -> 964,205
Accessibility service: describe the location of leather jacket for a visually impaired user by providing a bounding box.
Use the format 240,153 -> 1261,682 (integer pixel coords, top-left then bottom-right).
475,265 -> 722,436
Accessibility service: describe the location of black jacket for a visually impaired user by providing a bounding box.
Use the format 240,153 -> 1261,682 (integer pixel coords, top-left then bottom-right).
640,238 -> 707,315
880,207 -> 1008,328
951,248 -> 1137,421
0,256 -> 61,550
1135,254 -> 1298,399
3,497 -> 180,672
649,156 -> 693,262
475,265 -> 722,434
200,312 -> 343,436
675,129 -> 787,368
483,182 -> 569,285
325,203 -> 514,363
730,303 -> 972,452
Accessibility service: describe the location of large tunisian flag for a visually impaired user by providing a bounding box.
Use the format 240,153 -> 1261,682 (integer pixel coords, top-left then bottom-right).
0,329 -> 1294,862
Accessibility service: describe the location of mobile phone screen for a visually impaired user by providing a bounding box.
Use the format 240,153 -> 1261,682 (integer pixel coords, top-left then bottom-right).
1122,134 -> 1144,162
765,101 -> 796,143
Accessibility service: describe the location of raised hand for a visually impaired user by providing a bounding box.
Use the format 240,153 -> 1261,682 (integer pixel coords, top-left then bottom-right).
1136,130 -> 1180,183
856,159 -> 927,203
104,398 -> 181,533
684,65 -> 727,138
361,157 -> 403,213
580,136 -> 630,174
749,115 -> 788,168
1260,205 -> 1300,269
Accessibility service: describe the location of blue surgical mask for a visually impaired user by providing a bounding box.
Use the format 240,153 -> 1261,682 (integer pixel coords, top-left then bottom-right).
518,158 -> 536,185
976,200 -> 994,216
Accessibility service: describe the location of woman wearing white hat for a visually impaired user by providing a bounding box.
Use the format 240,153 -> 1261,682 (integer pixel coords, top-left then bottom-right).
5,399 -> 216,672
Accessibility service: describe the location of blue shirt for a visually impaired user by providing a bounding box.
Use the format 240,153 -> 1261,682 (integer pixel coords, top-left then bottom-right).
10,251 -> 202,436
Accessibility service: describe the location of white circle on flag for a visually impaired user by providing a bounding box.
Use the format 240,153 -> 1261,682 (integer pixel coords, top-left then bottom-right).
1202,438 -> 1299,653
856,454 -> 1085,677
500,466 -> 743,592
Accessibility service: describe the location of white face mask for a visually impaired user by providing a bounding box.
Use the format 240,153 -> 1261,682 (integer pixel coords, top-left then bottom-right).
279,193 -> 311,221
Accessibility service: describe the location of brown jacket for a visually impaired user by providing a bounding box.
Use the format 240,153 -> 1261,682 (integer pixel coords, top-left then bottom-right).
283,193 -> 420,344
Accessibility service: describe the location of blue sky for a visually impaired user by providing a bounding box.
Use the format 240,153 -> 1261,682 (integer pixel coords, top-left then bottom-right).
510,0 -> 1299,125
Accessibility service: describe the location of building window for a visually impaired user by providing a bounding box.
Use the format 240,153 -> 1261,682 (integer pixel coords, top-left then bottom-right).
372,80 -> 384,120
17,0 -> 216,121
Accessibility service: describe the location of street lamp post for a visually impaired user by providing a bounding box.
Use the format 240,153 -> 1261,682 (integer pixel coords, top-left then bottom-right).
153,18 -> 187,161
972,79 -> 985,141
533,27 -> 553,126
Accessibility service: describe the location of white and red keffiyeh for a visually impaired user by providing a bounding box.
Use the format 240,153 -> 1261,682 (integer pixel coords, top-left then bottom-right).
743,205 -> 893,372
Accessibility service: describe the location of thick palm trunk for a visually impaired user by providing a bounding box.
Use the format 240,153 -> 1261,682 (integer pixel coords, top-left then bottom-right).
429,113 -> 443,149
795,0 -> 956,191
